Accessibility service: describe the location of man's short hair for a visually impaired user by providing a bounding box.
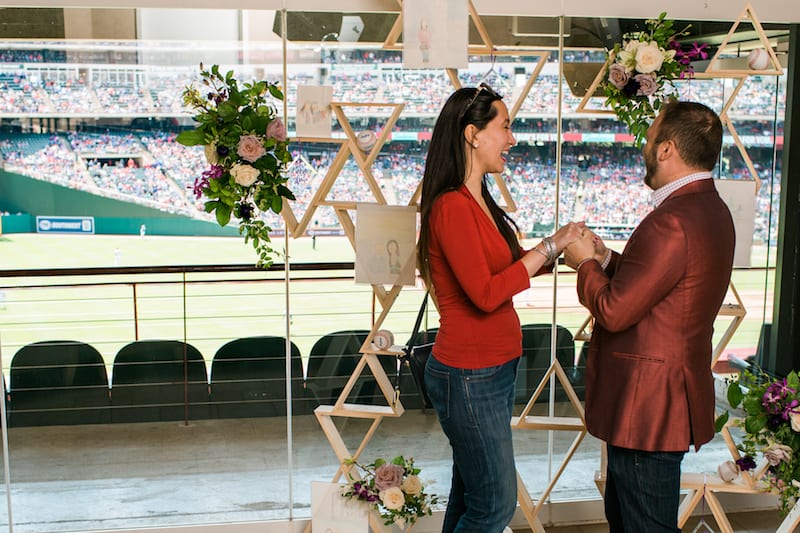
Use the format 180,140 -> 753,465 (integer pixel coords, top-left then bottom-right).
654,100 -> 723,171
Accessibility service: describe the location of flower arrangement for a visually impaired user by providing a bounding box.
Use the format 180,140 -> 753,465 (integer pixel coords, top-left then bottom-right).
342,455 -> 437,530
603,13 -> 708,147
177,64 -> 293,267
716,369 -> 800,515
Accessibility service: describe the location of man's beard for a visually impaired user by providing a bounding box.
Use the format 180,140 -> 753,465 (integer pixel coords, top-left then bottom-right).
643,146 -> 657,190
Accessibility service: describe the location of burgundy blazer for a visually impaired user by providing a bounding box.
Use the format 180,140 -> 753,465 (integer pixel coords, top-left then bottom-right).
576,179 -> 735,452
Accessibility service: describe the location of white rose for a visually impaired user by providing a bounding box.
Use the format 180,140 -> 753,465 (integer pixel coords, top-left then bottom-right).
791,411 -> 800,432
635,41 -> 666,74
204,144 -> 218,165
400,474 -> 422,496
231,163 -> 259,187
380,487 -> 405,510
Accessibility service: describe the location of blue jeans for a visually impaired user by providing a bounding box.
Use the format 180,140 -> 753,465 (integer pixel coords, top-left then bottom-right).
424,354 -> 519,533
605,444 -> 685,533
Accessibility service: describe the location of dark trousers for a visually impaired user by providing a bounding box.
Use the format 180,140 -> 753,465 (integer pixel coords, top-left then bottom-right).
605,444 -> 685,533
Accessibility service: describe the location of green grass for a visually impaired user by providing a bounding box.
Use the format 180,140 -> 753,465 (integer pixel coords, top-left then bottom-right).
0,233 -> 775,373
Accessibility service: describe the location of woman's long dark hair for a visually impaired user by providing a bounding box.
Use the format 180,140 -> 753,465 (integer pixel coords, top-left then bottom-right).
417,86 -> 521,286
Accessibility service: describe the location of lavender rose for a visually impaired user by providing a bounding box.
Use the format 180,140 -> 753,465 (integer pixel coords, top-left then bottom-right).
764,444 -> 792,466
231,163 -> 259,187
608,63 -> 630,90
374,463 -> 405,490
266,118 -> 287,142
237,134 -> 266,162
634,73 -> 659,96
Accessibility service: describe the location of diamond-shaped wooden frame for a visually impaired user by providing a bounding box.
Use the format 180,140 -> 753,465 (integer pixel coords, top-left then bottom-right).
512,359 -> 588,529
283,102 -> 405,238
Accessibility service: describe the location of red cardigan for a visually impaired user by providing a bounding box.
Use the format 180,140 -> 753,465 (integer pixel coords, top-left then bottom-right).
427,186 -> 536,369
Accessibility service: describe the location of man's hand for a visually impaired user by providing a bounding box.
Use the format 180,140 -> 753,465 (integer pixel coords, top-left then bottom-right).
564,232 -> 597,270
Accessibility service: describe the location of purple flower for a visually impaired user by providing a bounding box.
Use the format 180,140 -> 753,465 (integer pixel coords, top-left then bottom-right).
191,176 -> 208,199
622,78 -> 641,97
783,399 -> 800,420
237,202 -> 254,221
763,379 -> 796,415
216,145 -> 229,157
736,456 -> 757,471
686,42 -> 709,60
634,74 -> 658,96
266,118 -> 287,142
607,63 -> 629,90
202,164 -> 224,180
768,414 -> 784,431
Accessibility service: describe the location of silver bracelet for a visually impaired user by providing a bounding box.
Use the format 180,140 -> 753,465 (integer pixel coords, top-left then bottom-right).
531,246 -> 549,260
540,236 -> 557,265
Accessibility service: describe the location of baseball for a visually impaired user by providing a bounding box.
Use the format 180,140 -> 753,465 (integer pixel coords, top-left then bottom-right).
747,48 -> 770,71
356,130 -> 378,152
372,329 -> 394,351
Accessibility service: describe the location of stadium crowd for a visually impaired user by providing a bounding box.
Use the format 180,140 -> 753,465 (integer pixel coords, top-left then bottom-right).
0,63 -> 787,120
0,130 -> 783,244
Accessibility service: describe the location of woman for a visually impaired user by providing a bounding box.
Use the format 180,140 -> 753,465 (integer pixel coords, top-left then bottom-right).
418,84 -> 583,533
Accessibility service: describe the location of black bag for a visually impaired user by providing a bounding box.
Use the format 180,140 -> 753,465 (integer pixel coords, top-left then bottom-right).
397,292 -> 434,409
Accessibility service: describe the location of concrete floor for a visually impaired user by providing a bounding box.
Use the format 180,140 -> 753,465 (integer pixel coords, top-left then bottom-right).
0,404 -> 786,533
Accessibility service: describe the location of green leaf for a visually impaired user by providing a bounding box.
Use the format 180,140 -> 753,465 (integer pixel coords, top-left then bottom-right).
215,204 -> 232,226
787,371 -> 799,390
277,184 -> 295,200
744,414 -> 768,434
271,195 -> 283,213
715,411 -> 730,432
175,129 -> 206,146
217,101 -> 238,119
742,394 -> 763,414
727,381 -> 744,408
268,84 -> 284,100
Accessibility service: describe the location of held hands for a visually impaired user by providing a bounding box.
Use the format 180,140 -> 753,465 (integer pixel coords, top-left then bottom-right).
564,228 -> 607,270
522,221 -> 585,276
551,221 -> 586,253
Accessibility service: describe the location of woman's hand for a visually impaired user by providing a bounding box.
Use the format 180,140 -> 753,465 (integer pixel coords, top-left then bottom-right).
551,221 -> 586,253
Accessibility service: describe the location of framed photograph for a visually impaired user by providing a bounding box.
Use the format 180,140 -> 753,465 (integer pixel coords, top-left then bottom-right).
311,481 -> 369,533
355,204 -> 417,286
296,85 -> 333,138
403,0 -> 468,69
715,179 -> 757,267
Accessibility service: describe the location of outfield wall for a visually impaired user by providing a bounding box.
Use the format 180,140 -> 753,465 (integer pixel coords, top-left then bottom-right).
0,169 -> 238,236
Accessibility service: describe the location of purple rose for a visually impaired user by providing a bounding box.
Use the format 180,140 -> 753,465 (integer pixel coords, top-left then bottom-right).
266,118 -> 287,142
634,74 -> 658,96
373,463 -> 404,491
607,63 -> 629,90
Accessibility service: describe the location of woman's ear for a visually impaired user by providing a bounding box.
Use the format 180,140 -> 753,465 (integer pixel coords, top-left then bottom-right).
464,124 -> 478,147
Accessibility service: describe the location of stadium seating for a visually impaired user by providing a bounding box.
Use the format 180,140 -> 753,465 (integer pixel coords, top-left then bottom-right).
209,336 -> 314,418
9,340 -> 110,427
517,324 -> 583,403
110,340 -> 209,423
306,329 -> 391,406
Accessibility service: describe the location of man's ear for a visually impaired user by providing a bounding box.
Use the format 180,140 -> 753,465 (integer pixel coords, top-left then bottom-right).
659,139 -> 676,161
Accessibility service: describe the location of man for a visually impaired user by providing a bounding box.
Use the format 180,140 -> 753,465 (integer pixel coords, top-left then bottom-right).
564,100 -> 735,532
